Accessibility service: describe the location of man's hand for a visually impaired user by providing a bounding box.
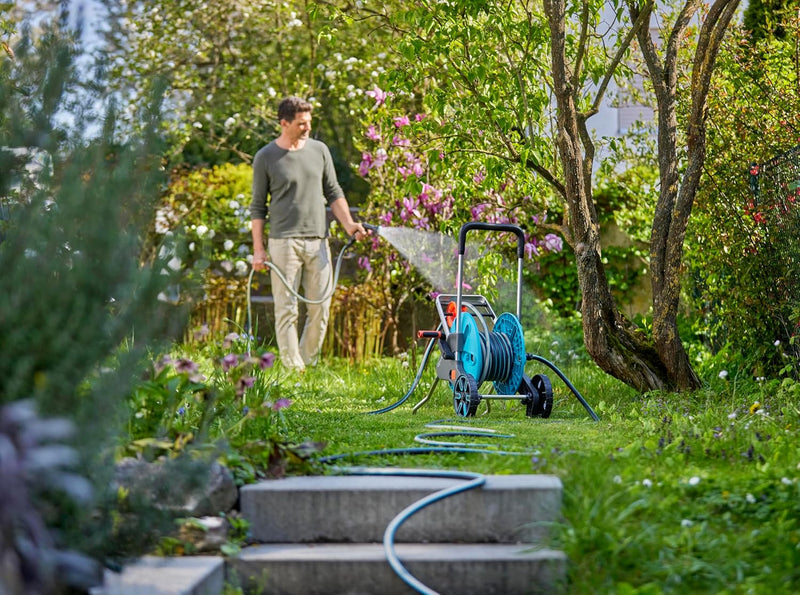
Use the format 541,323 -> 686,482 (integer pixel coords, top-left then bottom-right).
344,221 -> 368,241
253,250 -> 269,272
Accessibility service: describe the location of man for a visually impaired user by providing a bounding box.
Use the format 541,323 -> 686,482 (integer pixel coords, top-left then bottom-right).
250,96 -> 366,371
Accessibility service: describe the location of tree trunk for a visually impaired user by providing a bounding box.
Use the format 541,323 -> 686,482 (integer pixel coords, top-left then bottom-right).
632,0 -> 740,390
545,0 -> 672,392
545,0 -> 738,392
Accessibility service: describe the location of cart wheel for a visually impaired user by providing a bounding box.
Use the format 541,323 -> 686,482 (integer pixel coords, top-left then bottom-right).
532,374 -> 553,418
453,374 -> 480,417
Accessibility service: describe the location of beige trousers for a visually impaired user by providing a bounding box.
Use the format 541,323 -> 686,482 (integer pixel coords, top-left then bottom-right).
268,237 -> 332,370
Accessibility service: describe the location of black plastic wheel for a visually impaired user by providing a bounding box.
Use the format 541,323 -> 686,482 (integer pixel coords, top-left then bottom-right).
532,373 -> 553,418
453,373 -> 481,417
519,375 -> 541,418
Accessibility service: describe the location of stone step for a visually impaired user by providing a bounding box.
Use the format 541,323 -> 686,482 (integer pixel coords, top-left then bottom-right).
227,542 -> 567,595
91,556 -> 224,595
240,474 -> 562,544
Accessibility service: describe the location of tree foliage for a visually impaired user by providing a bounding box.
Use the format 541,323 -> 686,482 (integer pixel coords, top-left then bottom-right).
686,14 -> 800,375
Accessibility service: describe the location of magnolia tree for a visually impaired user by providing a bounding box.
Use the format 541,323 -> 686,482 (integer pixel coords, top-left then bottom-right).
348,0 -> 741,392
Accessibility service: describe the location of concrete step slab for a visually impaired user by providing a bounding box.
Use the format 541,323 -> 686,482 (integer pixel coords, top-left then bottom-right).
228,542 -> 566,595
240,474 -> 562,544
90,556 -> 224,595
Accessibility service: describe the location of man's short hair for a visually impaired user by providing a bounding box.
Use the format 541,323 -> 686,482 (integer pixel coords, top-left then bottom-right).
278,96 -> 313,123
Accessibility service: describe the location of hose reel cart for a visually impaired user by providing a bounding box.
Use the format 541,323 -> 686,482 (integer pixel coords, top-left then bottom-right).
413,222 -> 599,421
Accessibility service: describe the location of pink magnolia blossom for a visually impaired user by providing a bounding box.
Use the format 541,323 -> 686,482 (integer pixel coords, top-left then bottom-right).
473,170 -> 486,184
366,125 -> 381,141
414,113 -> 426,122
392,135 -> 411,147
393,115 -> 411,128
366,86 -> 389,106
543,233 -> 563,252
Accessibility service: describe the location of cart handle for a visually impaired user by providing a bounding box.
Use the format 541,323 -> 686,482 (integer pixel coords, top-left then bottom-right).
458,222 -> 526,259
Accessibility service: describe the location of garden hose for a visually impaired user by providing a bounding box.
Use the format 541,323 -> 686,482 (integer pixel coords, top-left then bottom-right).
320,420 -> 537,595
246,235 -> 356,335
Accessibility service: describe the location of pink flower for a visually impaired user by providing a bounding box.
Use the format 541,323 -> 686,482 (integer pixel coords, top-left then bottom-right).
473,170 -> 486,184
358,256 -> 372,272
543,233 -> 563,252
374,148 -> 388,167
366,86 -> 389,106
358,152 -> 374,177
393,115 -> 411,128
272,398 -> 293,411
414,113 -> 426,121
366,125 -> 381,141
392,135 -> 410,147
379,212 -> 393,226
471,203 -> 488,219
524,241 -> 539,258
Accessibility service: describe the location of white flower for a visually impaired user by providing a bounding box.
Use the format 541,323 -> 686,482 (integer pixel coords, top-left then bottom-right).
746,493 -> 756,504
774,340 -> 781,347
718,370 -> 728,380
681,519 -> 693,528
781,477 -> 793,485
224,116 -> 236,128
196,224 -> 208,237
642,479 -> 653,488
167,256 -> 182,271
234,260 -> 249,276
189,242 -> 196,252
220,260 -> 233,272
223,239 -> 234,251
688,476 -> 701,486
229,200 -> 240,210
613,475 -> 622,484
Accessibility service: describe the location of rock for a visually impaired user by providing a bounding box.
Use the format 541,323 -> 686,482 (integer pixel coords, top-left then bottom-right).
113,458 -> 238,517
178,516 -> 231,553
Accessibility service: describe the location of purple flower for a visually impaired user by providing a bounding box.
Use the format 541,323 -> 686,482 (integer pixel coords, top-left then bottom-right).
358,152 -> 374,177
379,212 -> 393,226
473,169 -> 486,185
374,149 -> 388,167
366,125 -> 381,141
358,256 -> 372,272
236,375 -> 256,396
242,406 -> 250,415
174,358 -> 199,375
366,86 -> 389,106
393,115 -> 410,128
543,233 -> 563,252
222,353 -> 239,371
177,406 -> 186,416
392,135 -> 410,147
524,241 -> 539,258
223,332 -> 239,348
414,113 -> 426,122
260,352 -> 276,370
272,398 -> 293,411
429,291 -> 441,300
471,203 -> 488,219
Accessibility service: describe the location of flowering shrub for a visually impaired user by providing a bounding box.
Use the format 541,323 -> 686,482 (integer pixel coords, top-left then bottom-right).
342,86 -> 566,351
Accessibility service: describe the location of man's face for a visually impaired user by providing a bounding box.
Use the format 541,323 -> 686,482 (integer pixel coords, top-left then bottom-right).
282,111 -> 312,142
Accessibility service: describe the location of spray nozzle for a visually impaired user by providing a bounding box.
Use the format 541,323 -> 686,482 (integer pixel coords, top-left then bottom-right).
362,223 -> 381,234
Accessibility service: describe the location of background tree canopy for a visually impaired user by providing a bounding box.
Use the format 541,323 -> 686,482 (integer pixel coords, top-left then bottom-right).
100,0 -> 798,390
